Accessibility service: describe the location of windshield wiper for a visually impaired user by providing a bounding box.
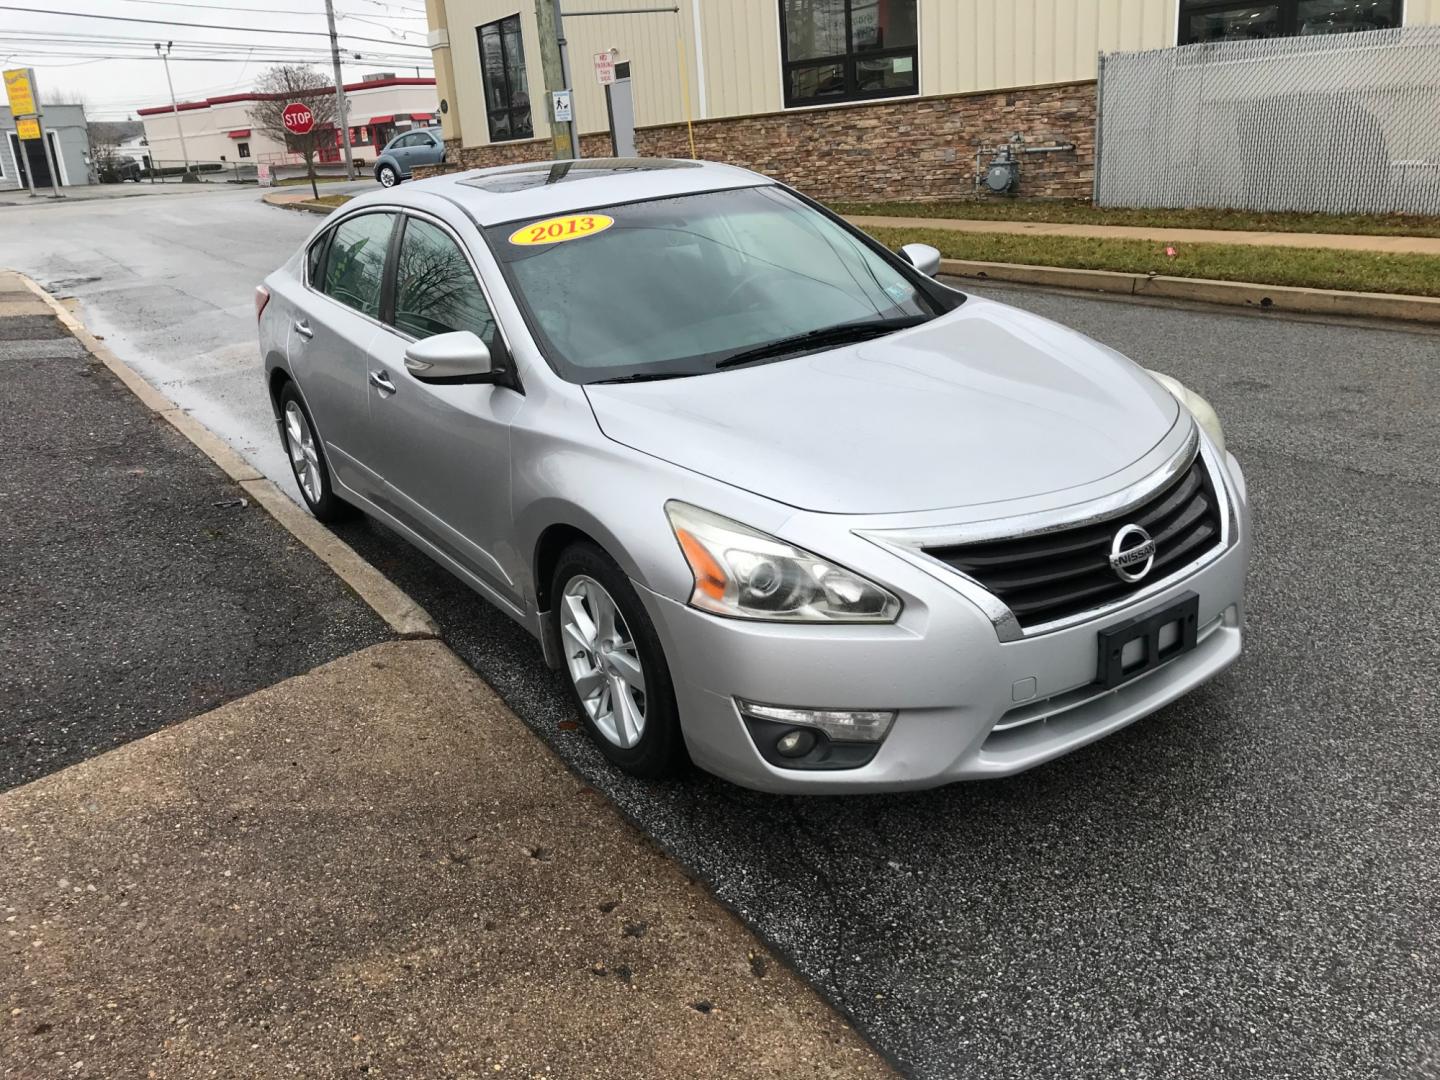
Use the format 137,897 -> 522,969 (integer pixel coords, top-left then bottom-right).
590,370 -> 700,385
714,316 -> 928,370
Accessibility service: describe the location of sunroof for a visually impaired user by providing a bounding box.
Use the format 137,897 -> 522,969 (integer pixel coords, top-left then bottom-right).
458,158 -> 702,193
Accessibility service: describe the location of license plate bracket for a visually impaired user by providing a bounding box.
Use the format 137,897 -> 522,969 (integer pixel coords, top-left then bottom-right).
1095,591 -> 1200,690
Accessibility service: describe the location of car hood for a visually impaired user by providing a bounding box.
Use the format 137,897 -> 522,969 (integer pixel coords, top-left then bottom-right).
583,296 -> 1180,515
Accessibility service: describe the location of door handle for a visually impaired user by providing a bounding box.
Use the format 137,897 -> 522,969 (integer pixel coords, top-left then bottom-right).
293,318 -> 313,340
369,370 -> 396,395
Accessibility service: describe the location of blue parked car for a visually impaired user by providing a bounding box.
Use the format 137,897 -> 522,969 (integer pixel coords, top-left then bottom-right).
373,127 -> 445,187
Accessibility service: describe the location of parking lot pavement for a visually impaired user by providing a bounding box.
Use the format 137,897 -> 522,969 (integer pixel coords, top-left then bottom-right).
333,289 -> 1440,1080
0,276 -> 391,792
0,639 -> 893,1080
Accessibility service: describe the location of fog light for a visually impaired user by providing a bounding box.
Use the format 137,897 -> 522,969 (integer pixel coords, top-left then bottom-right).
736,700 -> 896,743
775,728 -> 816,758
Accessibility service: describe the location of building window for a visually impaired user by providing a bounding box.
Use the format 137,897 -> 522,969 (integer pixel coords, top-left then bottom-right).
779,0 -> 918,108
1179,0 -> 1401,44
237,142 -> 250,158
478,14 -> 533,142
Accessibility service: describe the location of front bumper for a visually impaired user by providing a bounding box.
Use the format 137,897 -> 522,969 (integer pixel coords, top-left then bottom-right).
636,448 -> 1250,795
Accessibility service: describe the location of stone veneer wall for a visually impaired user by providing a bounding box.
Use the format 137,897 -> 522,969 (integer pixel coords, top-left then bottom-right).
417,80 -> 1096,202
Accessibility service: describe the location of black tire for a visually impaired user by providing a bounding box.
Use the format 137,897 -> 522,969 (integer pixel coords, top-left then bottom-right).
376,164 -> 399,188
278,381 -> 352,523
549,542 -> 687,779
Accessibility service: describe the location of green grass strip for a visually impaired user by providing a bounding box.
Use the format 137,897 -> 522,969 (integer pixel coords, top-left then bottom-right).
832,199 -> 1440,239
864,226 -> 1440,298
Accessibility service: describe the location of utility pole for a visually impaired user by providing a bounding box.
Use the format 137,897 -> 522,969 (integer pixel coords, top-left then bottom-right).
154,42 -> 192,178
553,0 -> 580,159
534,0 -> 578,160
324,0 -> 357,180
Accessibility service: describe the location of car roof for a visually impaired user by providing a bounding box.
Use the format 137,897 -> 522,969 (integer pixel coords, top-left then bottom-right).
387,158 -> 772,227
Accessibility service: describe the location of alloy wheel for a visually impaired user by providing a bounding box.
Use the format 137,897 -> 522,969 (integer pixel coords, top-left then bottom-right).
379,167 -> 396,187
560,574 -> 647,748
284,400 -> 322,505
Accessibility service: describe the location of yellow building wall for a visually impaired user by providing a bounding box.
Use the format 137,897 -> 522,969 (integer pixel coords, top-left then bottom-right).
438,0 -> 1439,149
1406,0 -> 1440,23
442,0 -> 711,143
921,0 -> 1178,95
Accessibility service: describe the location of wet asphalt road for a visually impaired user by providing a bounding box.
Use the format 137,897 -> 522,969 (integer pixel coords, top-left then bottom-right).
7,191 -> 1439,1077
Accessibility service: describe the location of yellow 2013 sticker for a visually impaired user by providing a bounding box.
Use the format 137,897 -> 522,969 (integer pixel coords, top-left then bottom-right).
508,213 -> 614,247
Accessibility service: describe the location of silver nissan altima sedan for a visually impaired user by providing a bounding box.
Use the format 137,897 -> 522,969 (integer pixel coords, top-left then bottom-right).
255,158 -> 1249,794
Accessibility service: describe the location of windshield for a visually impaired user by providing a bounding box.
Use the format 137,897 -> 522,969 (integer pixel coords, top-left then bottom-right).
486,185 -> 942,383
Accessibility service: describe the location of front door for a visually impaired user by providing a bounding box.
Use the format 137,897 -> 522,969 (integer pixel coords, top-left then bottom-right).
9,134 -> 52,188
363,213 -> 521,602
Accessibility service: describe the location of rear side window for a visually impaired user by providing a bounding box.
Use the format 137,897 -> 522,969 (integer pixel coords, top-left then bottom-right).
306,231 -> 329,286
321,212 -> 395,318
392,217 -> 496,345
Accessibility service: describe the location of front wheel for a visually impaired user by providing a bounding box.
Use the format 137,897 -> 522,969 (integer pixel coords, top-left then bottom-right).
376,164 -> 398,188
551,543 -> 686,779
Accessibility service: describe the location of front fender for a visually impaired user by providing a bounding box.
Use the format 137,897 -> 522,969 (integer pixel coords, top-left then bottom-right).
509,396 -> 806,619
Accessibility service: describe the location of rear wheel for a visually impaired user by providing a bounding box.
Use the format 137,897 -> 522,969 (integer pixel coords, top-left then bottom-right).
551,543 -> 685,779
279,383 -> 351,523
377,164 -> 398,188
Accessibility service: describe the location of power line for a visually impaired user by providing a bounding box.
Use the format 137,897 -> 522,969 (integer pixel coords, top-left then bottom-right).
3,30 -> 362,52
1,51 -> 433,66
348,0 -> 428,15
0,6 -> 430,49
88,0 -> 425,15
335,13 -> 428,37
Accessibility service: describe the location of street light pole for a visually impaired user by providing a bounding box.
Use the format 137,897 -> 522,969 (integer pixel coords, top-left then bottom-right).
324,0 -> 357,181
154,41 -> 192,178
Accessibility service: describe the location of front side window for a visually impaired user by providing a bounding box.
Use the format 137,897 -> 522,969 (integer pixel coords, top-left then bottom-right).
320,213 -> 395,318
392,217 -> 497,345
487,185 -> 941,384
1179,0 -> 1400,44
478,14 -> 533,142
780,0 -> 918,108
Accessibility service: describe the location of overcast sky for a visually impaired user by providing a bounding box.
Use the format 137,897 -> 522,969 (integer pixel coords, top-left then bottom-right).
3,0 -> 434,120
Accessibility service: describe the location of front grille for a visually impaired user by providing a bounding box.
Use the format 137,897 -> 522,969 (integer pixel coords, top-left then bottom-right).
924,457 -> 1223,629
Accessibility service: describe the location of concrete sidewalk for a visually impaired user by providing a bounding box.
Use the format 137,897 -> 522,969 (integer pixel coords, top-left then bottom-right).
844,214 -> 1440,256
0,640 -> 893,1079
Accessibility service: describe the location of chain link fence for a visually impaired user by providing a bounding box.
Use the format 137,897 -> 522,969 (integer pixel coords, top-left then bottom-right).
1094,25 -> 1440,216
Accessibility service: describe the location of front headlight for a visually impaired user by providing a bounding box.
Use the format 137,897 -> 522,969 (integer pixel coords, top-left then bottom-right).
1147,370 -> 1226,457
665,502 -> 901,623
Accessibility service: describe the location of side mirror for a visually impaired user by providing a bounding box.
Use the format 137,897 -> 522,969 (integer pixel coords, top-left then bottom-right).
898,242 -> 942,278
403,330 -> 494,382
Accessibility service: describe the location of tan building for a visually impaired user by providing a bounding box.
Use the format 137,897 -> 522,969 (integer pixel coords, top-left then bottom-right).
422,0 -> 1439,200
138,76 -> 439,169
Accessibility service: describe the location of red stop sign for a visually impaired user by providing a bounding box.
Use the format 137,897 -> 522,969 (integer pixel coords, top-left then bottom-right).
282,102 -> 315,135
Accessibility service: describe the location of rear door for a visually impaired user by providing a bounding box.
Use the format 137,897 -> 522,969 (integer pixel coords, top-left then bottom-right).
294,209 -> 397,500
363,212 -> 521,602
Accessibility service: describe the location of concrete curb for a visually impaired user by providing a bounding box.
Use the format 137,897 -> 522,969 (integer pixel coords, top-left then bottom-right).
938,258 -> 1440,324
14,272 -> 440,641
261,190 -> 340,215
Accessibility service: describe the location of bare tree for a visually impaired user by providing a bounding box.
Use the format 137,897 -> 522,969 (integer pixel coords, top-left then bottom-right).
247,65 -> 339,199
